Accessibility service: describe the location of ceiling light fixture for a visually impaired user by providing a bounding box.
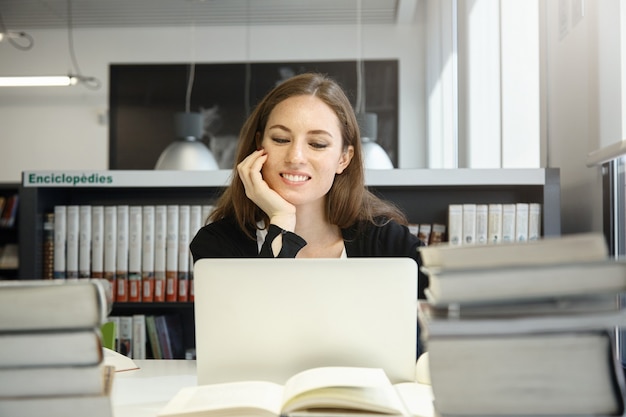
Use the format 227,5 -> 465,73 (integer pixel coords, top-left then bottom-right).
355,0 -> 394,169
155,24 -> 218,171
0,1 -> 100,89
0,75 -> 79,87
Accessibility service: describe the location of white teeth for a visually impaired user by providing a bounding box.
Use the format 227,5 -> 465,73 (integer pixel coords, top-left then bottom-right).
282,174 -> 309,182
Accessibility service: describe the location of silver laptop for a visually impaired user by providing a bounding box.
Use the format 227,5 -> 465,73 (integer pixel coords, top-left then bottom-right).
193,257 -> 418,385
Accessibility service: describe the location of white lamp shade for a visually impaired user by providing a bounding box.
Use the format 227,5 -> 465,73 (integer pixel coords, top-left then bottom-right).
154,140 -> 219,170
362,140 -> 394,169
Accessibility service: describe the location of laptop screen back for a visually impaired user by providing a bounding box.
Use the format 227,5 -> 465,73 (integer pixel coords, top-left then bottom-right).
193,257 -> 418,384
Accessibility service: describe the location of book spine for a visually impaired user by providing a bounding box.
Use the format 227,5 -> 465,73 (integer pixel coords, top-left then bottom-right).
118,316 -> 133,358
103,206 -> 117,302
501,203 -> 516,243
447,204 -> 463,245
91,206 -> 105,279
475,204 -> 488,245
1,194 -> 19,228
462,203 -> 477,245
78,205 -> 92,278
145,315 -> 162,359
65,205 -> 80,279
165,205 -> 179,302
487,203 -> 503,244
417,224 -> 432,246
429,223 -> 446,244
142,205 -> 156,302
528,203 -> 542,241
116,205 -> 130,302
42,212 -> 55,280
177,205 -> 190,302
109,315 -> 120,351
515,202 -> 529,242
155,315 -> 173,359
132,314 -> 146,360
53,205 -> 67,279
154,205 -> 167,302
128,206 -> 143,302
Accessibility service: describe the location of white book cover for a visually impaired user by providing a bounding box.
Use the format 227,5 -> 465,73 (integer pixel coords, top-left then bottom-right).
103,206 -> 117,297
116,205 -> 130,302
528,203 -> 542,241
118,316 -> 133,358
53,205 -> 67,279
178,205 -> 191,302
65,205 -> 80,279
501,204 -> 516,243
154,205 -> 167,302
132,314 -> 146,360
78,205 -> 92,278
475,204 -> 488,245
487,204 -> 503,244
165,205 -> 180,302
515,203 -> 530,242
462,204 -> 477,245
447,204 -> 463,246
91,206 -> 104,278
128,206 -> 143,302
142,205 -> 156,302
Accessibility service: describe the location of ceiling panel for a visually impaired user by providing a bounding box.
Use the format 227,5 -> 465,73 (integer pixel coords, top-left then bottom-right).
0,0 -> 408,30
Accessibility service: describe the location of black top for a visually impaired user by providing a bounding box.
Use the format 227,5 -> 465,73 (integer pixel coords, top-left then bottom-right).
190,216 -> 428,299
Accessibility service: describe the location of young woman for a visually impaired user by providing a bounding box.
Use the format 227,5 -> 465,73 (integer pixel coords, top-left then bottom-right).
190,72 -> 427,301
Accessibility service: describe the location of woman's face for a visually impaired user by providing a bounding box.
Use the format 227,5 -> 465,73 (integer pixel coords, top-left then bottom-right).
260,94 -> 354,208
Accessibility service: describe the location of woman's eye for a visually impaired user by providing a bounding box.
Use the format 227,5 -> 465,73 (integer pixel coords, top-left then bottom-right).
271,137 -> 289,144
310,142 -> 328,150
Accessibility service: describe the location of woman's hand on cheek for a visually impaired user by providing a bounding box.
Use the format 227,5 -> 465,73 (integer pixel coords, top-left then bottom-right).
237,150 -> 296,231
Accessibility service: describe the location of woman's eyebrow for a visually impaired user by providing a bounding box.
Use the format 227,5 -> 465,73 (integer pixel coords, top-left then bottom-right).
268,125 -> 334,138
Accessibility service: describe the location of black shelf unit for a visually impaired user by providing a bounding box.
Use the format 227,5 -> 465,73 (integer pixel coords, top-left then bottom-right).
18,168 -> 561,357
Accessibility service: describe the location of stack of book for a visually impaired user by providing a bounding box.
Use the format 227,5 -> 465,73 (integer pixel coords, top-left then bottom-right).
418,233 -> 626,416
0,279 -> 115,417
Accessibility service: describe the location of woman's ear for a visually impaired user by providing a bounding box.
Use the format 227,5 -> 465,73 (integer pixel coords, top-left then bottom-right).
336,145 -> 355,174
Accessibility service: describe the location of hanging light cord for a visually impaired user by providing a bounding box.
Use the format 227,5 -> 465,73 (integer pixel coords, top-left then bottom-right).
355,0 -> 365,114
185,61 -> 196,113
66,0 -> 101,89
0,12 -> 34,51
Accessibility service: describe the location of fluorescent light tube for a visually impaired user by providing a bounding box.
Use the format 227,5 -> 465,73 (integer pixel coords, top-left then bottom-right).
0,75 -> 78,87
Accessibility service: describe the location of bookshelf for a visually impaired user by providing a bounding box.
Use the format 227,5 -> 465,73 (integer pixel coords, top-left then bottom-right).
0,182 -> 20,279
18,168 -> 561,356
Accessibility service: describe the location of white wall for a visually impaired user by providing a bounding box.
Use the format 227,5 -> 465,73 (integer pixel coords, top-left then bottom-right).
542,0 -> 615,234
0,17 -> 426,182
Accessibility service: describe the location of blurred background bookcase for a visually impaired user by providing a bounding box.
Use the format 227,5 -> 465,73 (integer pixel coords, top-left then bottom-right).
17,168 -> 561,357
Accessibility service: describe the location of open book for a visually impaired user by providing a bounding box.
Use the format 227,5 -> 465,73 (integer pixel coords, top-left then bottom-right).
158,366 -> 415,417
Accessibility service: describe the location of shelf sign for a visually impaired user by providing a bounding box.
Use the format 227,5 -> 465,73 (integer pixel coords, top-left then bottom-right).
24,172 -> 114,187
22,170 -> 233,188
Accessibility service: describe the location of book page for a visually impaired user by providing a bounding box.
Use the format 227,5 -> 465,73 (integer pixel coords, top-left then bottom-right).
103,347 -> 139,372
394,382 -> 434,417
281,367 -> 405,414
158,381 -> 283,417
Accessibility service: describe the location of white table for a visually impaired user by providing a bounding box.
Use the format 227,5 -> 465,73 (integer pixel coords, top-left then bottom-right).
111,359 -> 434,417
112,360 -> 197,417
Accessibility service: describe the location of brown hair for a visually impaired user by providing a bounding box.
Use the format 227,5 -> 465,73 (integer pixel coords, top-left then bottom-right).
209,72 -> 406,237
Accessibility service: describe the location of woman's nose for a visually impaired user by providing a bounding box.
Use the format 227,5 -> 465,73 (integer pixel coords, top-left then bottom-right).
285,142 -> 305,164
